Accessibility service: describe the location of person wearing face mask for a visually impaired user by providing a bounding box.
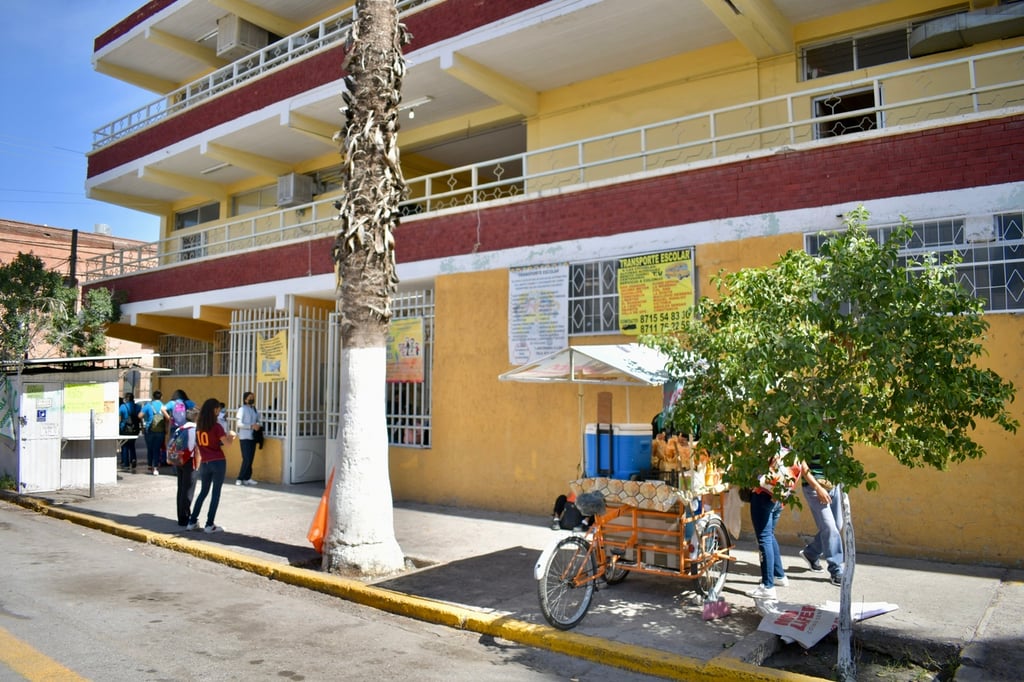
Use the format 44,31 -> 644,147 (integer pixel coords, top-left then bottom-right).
235,391 -> 262,486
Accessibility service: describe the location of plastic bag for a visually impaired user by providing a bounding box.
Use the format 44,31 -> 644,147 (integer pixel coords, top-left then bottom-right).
307,469 -> 335,554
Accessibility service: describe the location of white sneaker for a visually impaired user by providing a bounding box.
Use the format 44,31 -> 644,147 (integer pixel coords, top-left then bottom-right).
243,479 -> 258,486
746,585 -> 778,600
775,576 -> 789,587
236,480 -> 242,486
152,468 -> 159,476
204,524 -> 224,533
185,522 -> 198,531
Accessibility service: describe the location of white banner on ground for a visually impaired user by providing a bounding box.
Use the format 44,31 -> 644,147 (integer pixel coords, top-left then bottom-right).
757,601 -> 899,649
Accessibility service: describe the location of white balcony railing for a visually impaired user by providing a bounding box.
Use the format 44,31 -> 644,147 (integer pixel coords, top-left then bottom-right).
82,44 -> 1024,282
92,0 -> 431,149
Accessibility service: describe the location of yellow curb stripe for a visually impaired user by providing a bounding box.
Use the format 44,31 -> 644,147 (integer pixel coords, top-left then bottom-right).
1,492 -> 826,682
0,625 -> 89,682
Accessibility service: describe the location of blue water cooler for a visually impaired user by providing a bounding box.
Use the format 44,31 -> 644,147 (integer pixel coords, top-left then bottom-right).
584,423 -> 653,480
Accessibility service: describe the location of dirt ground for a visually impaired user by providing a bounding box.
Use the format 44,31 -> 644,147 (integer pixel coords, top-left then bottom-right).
763,635 -> 955,681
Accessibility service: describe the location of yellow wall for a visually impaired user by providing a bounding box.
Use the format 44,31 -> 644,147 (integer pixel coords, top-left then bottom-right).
388,232 -> 1024,567
389,269 -> 663,515
150,375 -> 285,484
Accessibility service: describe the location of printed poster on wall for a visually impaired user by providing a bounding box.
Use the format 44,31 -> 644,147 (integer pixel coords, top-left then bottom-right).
387,317 -> 424,383
617,247 -> 695,335
257,331 -> 289,382
64,382 -> 106,413
508,264 -> 569,365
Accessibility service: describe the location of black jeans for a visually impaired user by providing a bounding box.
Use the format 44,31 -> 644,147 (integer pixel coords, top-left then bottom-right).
238,438 -> 257,481
174,464 -> 195,526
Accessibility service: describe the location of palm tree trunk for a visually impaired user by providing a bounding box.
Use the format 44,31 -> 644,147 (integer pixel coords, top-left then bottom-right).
325,0 -> 409,577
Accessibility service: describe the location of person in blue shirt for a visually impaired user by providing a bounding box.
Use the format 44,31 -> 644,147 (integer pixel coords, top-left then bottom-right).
118,392 -> 139,470
139,391 -> 165,475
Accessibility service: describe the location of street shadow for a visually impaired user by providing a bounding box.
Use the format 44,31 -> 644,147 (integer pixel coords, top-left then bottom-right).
55,506 -> 321,567
374,545 -> 762,646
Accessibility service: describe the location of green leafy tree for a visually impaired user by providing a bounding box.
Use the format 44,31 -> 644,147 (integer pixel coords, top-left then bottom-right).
48,285 -> 120,358
0,253 -> 119,363
647,207 -> 1017,681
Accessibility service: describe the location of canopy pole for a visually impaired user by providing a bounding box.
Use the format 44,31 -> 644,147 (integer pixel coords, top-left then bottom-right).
577,384 -> 585,477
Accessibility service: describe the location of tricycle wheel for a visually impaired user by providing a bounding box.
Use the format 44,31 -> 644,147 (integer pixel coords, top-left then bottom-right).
537,536 -> 597,630
604,560 -> 628,585
694,517 -> 730,599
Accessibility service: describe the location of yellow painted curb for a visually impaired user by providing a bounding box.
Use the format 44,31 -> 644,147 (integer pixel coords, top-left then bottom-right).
2,492 -> 825,682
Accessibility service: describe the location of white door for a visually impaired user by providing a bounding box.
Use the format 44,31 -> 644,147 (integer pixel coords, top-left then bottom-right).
19,382 -> 63,492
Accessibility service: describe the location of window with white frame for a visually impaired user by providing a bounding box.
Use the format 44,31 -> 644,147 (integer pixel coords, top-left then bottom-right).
802,27 -> 910,81
801,8 -> 972,82
386,289 -> 434,447
174,202 -> 220,230
232,185 -> 277,216
569,260 -> 619,334
805,211 -> 1024,313
157,335 -> 213,376
813,88 -> 880,139
180,232 -> 206,261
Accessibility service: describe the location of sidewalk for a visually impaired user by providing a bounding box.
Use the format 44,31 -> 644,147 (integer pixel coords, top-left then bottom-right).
4,470 -> 1022,681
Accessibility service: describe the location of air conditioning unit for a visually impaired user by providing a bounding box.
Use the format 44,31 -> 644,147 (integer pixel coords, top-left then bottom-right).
216,14 -> 269,60
277,173 -> 315,208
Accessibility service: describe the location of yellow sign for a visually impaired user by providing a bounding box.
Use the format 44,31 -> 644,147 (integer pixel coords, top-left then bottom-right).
387,317 -> 424,383
617,248 -> 695,335
64,383 -> 105,414
257,331 -> 289,382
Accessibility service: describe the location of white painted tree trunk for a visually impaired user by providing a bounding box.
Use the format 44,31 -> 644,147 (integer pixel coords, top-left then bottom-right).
325,344 -> 405,575
324,0 -> 408,577
836,491 -> 857,682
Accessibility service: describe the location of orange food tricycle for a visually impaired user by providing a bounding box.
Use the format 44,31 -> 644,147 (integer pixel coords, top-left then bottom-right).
534,470 -> 733,630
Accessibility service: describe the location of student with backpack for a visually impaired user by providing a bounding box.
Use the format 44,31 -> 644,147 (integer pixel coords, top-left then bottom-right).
140,391 -> 165,475
187,398 -> 236,533
161,389 -> 196,471
118,392 -> 140,470
167,406 -> 199,527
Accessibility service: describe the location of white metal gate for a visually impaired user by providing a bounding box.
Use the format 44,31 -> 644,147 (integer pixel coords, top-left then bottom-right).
229,298 -> 330,484
325,288 -> 435,478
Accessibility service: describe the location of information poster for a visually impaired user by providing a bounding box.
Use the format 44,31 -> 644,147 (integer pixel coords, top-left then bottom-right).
508,264 -> 569,365
64,382 -> 105,413
387,317 -> 424,383
257,331 -> 289,382
617,248 -> 695,335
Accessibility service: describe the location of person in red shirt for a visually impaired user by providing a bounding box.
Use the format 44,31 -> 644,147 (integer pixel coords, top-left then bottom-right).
186,398 -> 236,533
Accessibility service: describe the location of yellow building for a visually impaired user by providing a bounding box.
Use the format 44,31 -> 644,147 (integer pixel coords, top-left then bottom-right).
83,0 -> 1024,566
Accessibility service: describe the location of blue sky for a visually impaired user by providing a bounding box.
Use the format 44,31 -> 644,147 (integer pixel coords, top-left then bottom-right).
0,1 -> 161,242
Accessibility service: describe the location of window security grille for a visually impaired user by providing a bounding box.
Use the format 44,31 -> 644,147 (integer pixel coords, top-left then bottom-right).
805,212 -> 1024,313
569,260 -> 619,334
157,335 -> 212,376
387,289 -> 435,447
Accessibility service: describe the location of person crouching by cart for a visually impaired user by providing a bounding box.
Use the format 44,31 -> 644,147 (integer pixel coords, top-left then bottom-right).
550,492 -> 593,531
747,437 -> 802,601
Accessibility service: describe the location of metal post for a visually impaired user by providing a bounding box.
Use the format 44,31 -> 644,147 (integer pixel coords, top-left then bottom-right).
89,409 -> 95,498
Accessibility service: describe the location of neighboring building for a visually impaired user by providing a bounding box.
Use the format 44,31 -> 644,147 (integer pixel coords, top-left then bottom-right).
0,218 -> 155,363
83,1 -> 1023,566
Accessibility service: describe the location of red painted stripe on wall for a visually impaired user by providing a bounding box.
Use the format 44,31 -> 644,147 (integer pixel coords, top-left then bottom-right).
88,114 -> 1024,303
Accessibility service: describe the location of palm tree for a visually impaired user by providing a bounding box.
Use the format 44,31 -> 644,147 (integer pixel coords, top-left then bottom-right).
325,0 -> 410,576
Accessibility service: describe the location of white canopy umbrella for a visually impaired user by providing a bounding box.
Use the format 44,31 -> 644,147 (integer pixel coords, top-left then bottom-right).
498,344 -> 672,387
500,345 -> 673,473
